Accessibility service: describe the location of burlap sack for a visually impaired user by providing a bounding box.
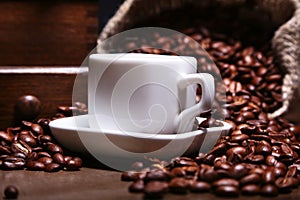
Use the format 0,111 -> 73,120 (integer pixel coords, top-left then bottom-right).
97,0 -> 300,120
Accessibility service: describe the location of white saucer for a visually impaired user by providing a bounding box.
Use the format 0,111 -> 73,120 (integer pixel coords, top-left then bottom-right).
49,115 -> 231,161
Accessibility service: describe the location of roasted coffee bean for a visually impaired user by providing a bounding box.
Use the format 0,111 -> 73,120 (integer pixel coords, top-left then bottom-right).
14,95 -> 41,121
26,160 -> 45,171
199,168 -> 219,182
44,163 -> 61,172
129,180 -> 144,193
145,169 -> 169,181
241,184 -> 260,195
214,185 -> 239,197
231,134 -> 249,143
245,155 -> 264,164
38,157 -> 53,165
53,153 -> 65,165
229,164 -> 248,179
73,157 -> 83,167
189,181 -> 211,193
12,152 -> 26,159
3,157 -> 25,170
212,178 -> 239,188
37,151 -> 51,158
261,184 -> 278,196
0,145 -> 11,155
38,135 -> 52,143
64,156 -> 72,162
255,140 -> 272,156
121,171 -> 146,182
46,143 -> 63,154
171,157 -> 198,167
19,133 -> 37,147
144,181 -> 168,197
65,159 -> 82,171
240,173 -> 261,185
0,131 -> 14,143
265,155 -> 277,166
199,118 -> 223,128
275,177 -> 294,192
4,185 -> 19,199
226,146 -> 248,162
262,169 -> 276,184
168,177 -> 189,194
207,143 -> 226,157
11,141 -> 31,156
170,167 -> 186,177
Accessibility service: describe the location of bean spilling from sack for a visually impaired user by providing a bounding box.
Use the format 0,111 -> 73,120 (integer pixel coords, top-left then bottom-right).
119,6 -> 300,198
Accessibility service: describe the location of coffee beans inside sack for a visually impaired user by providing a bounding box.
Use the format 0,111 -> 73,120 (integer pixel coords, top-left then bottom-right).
96,0 -> 300,197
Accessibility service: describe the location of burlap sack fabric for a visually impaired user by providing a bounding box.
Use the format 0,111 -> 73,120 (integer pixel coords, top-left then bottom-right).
97,0 -> 300,119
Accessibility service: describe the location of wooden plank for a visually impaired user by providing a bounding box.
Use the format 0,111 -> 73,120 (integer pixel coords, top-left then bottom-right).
0,66 -> 87,129
0,0 -> 98,66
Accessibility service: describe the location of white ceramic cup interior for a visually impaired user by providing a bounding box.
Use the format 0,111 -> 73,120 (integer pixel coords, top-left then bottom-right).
88,53 -> 215,134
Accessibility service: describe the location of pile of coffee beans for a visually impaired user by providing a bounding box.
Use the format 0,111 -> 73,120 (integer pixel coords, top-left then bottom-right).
119,6 -> 300,198
0,98 -> 85,172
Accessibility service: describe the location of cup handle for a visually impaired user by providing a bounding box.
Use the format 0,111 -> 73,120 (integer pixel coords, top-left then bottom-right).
176,73 -> 215,133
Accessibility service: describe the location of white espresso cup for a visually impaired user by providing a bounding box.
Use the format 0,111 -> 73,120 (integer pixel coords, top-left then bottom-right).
88,53 -> 215,134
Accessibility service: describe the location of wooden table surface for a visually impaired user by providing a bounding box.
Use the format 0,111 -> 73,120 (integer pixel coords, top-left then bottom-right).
1,166 -> 300,200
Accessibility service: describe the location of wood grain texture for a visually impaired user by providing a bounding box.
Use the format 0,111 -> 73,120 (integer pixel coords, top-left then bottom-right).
0,0 -> 98,66
0,66 -> 88,129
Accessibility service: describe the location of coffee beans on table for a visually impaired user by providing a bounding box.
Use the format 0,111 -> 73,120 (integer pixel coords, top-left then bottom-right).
0,98 -> 85,172
118,9 -> 300,198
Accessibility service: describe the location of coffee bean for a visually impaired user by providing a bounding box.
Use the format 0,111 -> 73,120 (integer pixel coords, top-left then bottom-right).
65,159 -> 81,171
229,164 -> 248,179
240,173 -> 261,185
53,153 -> 65,165
212,178 -> 239,188
265,155 -> 277,166
168,177 -> 189,194
129,180 -> 144,193
14,95 -> 41,121
4,185 -> 19,199
46,143 -> 63,154
190,181 -> 211,193
19,133 -> 37,147
26,160 -> 45,171
262,169 -> 276,184
0,145 -> 11,155
121,171 -> 146,182
37,151 -> 52,158
241,184 -> 260,195
214,185 -> 239,197
42,163 -> 61,172
199,167 -> 219,182
245,154 -> 264,164
261,184 -> 278,196
11,141 -> 32,156
144,181 -> 168,197
38,135 -> 52,143
0,131 -> 14,143
275,177 -> 294,192
255,140 -> 272,156
231,134 -> 249,143
3,157 -> 25,170
30,123 -> 44,136
38,157 -> 53,165
64,156 -> 72,162
226,146 -> 248,162
170,167 -> 186,177
145,169 -> 169,181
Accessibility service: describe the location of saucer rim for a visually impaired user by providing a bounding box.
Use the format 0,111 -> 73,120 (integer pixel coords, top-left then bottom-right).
49,114 -> 232,141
